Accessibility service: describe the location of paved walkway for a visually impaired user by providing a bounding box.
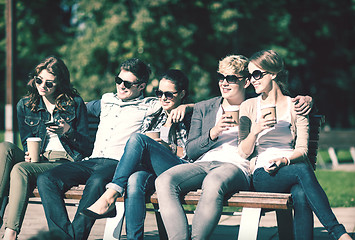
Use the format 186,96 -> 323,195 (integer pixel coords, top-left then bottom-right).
1,198 -> 354,240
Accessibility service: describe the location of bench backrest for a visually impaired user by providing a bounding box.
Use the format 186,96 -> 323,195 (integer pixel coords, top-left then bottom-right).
85,102 -> 324,170
87,110 -> 99,144
308,114 -> 325,170
318,130 -> 355,149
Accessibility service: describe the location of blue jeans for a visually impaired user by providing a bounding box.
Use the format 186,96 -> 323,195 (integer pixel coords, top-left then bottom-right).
37,158 -> 118,240
106,133 -> 186,195
124,171 -> 155,240
105,133 -> 186,239
155,161 -> 250,240
252,163 -> 346,240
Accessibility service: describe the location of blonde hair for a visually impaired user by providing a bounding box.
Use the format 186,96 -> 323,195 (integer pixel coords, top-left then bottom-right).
218,55 -> 249,77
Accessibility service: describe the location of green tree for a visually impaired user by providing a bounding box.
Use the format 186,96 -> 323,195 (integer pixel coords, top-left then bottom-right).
2,0 -> 355,129
1,0 -> 75,130
60,0 -> 246,102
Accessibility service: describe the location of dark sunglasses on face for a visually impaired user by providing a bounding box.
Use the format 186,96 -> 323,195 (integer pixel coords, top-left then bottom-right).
115,76 -> 141,89
155,90 -> 178,100
217,73 -> 246,84
250,70 -> 270,80
35,77 -> 55,88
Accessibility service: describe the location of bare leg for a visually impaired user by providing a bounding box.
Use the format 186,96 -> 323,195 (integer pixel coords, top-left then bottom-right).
86,188 -> 120,215
339,233 -> 353,240
3,228 -> 17,240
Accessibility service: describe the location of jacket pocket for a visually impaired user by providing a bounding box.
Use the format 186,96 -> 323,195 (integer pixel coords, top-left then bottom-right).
24,116 -> 41,135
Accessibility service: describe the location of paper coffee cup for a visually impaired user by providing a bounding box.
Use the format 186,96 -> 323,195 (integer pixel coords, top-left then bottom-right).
26,137 -> 42,163
224,106 -> 239,126
145,131 -> 160,139
261,104 -> 277,122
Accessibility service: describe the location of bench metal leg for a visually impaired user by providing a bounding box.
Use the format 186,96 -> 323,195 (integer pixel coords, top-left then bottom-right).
350,147 -> 355,164
276,209 -> 294,240
237,207 -> 262,240
328,147 -> 339,168
103,202 -> 125,240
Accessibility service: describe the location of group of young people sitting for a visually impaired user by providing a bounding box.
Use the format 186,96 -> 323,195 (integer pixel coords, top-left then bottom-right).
0,51 -> 352,240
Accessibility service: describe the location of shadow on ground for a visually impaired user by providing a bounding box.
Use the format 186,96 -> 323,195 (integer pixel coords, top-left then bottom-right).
110,226 -> 355,240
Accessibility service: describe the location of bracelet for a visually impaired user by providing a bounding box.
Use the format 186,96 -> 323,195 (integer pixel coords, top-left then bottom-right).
283,156 -> 291,165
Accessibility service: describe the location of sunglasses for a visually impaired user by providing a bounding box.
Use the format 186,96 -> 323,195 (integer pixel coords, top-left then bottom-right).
217,73 -> 246,84
250,70 -> 270,80
115,76 -> 141,89
155,90 -> 178,100
35,77 -> 56,88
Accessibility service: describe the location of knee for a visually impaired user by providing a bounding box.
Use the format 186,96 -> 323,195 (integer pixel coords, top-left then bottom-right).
201,174 -> 224,195
127,172 -> 155,196
126,133 -> 145,147
0,142 -> 17,158
0,141 -> 16,152
10,163 -> 29,180
155,171 -> 173,194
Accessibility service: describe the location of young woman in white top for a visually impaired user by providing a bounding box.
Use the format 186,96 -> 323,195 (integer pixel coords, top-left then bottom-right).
238,50 -> 352,240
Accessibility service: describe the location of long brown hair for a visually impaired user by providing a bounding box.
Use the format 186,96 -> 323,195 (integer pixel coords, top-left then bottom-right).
26,56 -> 78,111
249,50 -> 290,95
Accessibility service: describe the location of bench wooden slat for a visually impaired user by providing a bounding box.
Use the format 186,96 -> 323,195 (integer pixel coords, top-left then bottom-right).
32,185 -> 126,202
149,191 -> 292,210
33,187 -> 292,210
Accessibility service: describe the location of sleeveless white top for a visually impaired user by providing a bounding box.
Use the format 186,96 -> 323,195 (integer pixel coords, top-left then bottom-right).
254,96 -> 294,171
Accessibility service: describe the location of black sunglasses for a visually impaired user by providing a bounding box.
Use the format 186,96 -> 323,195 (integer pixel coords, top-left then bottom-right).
217,73 -> 245,84
155,90 -> 178,100
35,77 -> 55,88
250,70 -> 270,80
115,76 -> 141,89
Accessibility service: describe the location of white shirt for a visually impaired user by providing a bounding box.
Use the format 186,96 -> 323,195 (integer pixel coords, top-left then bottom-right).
45,130 -> 66,152
196,106 -> 250,177
254,96 -> 294,170
90,93 -> 161,161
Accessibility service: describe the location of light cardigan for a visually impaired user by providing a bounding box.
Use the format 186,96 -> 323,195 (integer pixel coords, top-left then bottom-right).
237,96 -> 310,165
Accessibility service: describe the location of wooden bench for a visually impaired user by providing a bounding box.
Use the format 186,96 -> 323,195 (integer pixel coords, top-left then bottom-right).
30,114 -> 324,240
33,187 -> 293,240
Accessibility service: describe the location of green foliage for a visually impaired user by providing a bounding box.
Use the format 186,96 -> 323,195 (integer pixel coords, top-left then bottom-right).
1,0 -> 355,128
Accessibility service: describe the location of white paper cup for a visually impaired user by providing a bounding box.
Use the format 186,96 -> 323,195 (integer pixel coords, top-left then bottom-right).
224,106 -> 240,126
261,105 -> 277,122
26,137 -> 42,163
144,131 -> 160,139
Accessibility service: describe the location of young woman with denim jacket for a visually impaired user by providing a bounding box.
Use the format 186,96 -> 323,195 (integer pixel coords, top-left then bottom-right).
238,50 -> 352,240
80,69 -> 192,239
0,56 -> 91,240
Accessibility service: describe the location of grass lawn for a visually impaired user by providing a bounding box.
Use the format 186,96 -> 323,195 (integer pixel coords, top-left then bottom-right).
316,170 -> 355,207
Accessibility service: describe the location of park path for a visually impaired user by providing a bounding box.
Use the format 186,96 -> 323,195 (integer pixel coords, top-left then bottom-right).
0,197 -> 354,239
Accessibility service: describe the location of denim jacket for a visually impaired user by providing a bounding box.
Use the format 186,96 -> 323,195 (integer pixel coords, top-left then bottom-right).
16,96 -> 92,161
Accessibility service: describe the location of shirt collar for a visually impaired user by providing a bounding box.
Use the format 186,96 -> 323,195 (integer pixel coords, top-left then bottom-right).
113,93 -> 144,103
35,98 -> 47,111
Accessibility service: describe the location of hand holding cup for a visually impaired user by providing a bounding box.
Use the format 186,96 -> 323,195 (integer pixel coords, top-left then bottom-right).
261,104 -> 277,127
224,106 -> 239,127
26,137 -> 42,163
